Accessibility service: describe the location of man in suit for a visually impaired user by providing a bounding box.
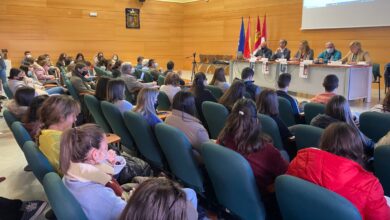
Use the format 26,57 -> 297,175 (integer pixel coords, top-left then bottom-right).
317,42 -> 342,63
253,41 -> 273,59
272,39 -> 291,60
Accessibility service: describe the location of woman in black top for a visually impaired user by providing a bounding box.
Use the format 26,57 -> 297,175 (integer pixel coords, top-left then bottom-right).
191,72 -> 217,128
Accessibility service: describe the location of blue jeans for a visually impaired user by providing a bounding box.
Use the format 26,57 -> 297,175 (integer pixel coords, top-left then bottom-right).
0,69 -> 6,85
46,87 -> 64,95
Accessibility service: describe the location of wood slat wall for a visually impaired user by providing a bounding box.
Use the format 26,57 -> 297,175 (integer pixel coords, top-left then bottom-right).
2,0 -> 390,84
1,0 -> 185,69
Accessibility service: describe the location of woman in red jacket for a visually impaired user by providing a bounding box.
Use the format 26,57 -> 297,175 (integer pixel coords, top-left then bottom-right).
287,122 -> 390,220
217,98 -> 288,219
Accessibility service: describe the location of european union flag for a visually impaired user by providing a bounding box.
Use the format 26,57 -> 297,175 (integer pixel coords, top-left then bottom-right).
237,17 -> 245,54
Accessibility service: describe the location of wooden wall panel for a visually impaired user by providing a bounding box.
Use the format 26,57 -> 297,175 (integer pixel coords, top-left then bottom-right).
1,0 -> 184,69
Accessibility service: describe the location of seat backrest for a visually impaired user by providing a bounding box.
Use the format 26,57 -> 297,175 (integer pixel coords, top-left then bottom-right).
143,71 -> 154,83
42,172 -> 88,220
154,123 -> 204,193
202,142 -> 266,220
360,111 -> 390,142
304,102 -> 326,124
257,114 -> 284,150
157,75 -> 166,86
11,121 -> 32,149
289,124 -> 324,150
65,79 -> 80,101
202,101 -> 229,139
374,145 -> 390,196
205,85 -> 224,100
157,91 -> 171,111
100,101 -> 136,152
23,141 -> 55,182
372,63 -> 380,79
123,111 -> 165,170
3,82 -> 13,99
278,96 -> 296,127
276,175 -> 362,220
94,66 -> 105,77
3,109 -> 17,129
84,95 -> 112,133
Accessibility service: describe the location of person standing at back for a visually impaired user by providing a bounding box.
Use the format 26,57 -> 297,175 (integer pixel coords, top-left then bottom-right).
241,67 -> 261,101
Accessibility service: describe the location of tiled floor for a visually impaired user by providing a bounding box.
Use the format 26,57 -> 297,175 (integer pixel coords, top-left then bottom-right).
0,86 -> 383,219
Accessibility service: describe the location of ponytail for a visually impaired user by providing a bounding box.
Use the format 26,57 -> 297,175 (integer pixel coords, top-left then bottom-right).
59,124 -> 105,174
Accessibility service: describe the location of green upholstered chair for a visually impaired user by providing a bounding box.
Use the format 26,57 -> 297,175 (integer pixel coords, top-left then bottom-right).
276,175 -> 362,220
205,85 -> 224,100
374,145 -> 390,196
23,141 -> 55,183
289,124 -> 324,150
100,101 -> 136,152
65,79 -> 81,101
372,63 -> 381,100
11,121 -> 32,150
3,109 -> 17,129
154,123 -> 204,193
360,111 -> 390,142
42,172 -> 88,220
123,111 -> 166,170
201,101 -> 229,139
157,91 -> 171,111
94,66 -> 104,77
125,89 -> 136,105
143,71 -> 154,83
84,95 -> 112,133
157,75 -> 166,86
3,82 -> 13,99
133,69 -> 142,79
278,96 -> 297,127
202,142 -> 266,220
257,114 -> 284,150
304,102 -> 326,124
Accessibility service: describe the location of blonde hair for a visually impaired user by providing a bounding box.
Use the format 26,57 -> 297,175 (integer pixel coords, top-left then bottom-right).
349,41 -> 362,50
60,124 -> 105,174
134,88 -> 159,117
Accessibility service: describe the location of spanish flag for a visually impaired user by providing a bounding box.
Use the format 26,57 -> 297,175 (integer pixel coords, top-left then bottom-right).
243,17 -> 252,59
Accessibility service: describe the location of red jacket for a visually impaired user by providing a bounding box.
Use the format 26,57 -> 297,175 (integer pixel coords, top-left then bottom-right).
287,148 -> 390,220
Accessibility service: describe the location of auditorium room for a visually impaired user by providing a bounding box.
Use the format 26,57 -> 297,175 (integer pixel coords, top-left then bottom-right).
1,0 -> 390,219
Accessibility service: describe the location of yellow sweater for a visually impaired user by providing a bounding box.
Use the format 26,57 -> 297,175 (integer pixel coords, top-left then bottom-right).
39,129 -> 62,174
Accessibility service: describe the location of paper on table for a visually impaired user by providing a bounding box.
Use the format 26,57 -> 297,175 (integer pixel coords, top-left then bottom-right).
299,62 -> 309,79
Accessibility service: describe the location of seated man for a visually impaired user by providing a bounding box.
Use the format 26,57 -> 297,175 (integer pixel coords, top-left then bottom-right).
70,63 -> 95,95
120,62 -> 156,93
241,67 -> 261,100
310,74 -> 339,104
276,73 -> 300,117
317,42 -> 342,63
135,56 -> 144,70
253,41 -> 273,59
272,39 -> 291,60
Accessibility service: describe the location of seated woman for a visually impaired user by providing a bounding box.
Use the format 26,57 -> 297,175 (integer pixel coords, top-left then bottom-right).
217,98 -> 288,216
287,122 -> 390,220
165,91 -> 209,153
22,95 -> 49,140
60,124 -> 126,220
56,53 -> 67,68
341,41 -> 372,65
292,40 -> 314,61
256,89 -> 294,148
210,67 -> 230,93
371,91 -> 390,113
133,88 -> 162,127
107,79 -> 133,114
37,95 -> 81,173
310,95 -> 375,157
120,178 -> 198,220
160,72 -> 182,104
6,87 -> 35,120
70,62 -> 95,95
94,76 -> 111,101
191,72 -> 217,127
218,80 -> 246,111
